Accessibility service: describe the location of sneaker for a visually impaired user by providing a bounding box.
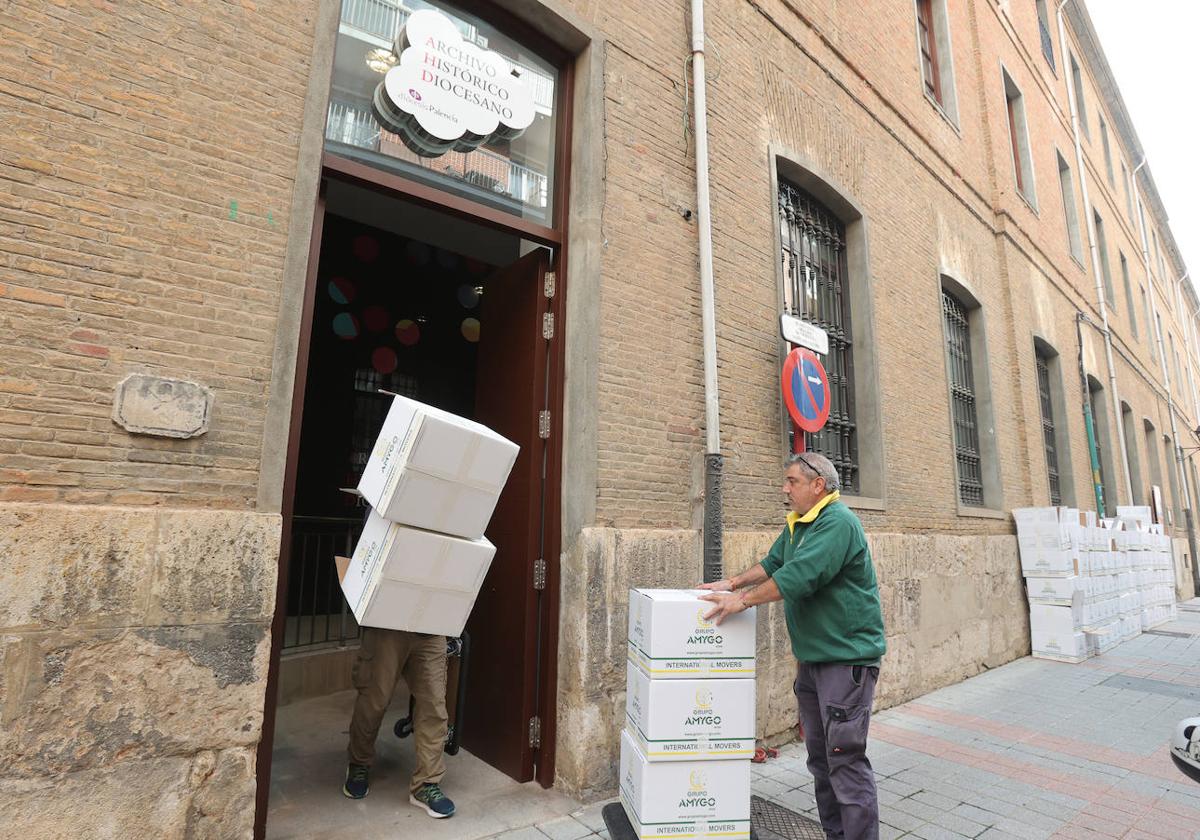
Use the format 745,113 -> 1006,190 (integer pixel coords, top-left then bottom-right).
342,763 -> 370,799
410,782 -> 455,818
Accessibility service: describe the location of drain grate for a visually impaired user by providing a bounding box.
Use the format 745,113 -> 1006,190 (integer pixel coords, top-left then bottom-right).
750,795 -> 826,840
601,798 -> 826,840
1144,628 -> 1196,638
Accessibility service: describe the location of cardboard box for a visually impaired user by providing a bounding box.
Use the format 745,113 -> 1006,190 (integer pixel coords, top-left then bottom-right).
627,589 -> 756,679
619,729 -> 751,839
1031,630 -> 1088,663
1025,576 -> 1084,605
357,394 -> 519,539
336,518 -> 495,636
1019,547 -> 1079,578
1028,601 -> 1082,635
625,661 -> 755,762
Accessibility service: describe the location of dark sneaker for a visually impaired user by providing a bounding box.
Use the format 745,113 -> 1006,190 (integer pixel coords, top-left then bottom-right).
410,783 -> 455,818
342,763 -> 370,799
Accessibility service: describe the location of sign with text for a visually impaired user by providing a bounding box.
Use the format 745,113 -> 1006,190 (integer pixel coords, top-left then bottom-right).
779,313 -> 828,355
372,9 -> 536,158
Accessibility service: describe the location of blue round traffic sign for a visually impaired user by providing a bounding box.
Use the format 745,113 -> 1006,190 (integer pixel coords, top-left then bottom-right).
782,348 -> 830,433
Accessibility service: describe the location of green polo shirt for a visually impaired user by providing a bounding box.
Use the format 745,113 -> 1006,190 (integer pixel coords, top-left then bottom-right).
760,496 -> 886,665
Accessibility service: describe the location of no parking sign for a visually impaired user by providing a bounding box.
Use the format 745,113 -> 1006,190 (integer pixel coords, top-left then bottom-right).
781,347 -> 830,434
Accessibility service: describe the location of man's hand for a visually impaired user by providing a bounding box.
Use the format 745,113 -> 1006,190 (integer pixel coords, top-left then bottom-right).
696,579 -> 734,592
698,591 -> 748,625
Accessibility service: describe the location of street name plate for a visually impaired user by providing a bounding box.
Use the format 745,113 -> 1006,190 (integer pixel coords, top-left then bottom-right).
779,313 -> 828,355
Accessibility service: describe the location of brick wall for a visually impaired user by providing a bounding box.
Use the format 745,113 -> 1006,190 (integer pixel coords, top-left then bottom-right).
0,1 -> 317,508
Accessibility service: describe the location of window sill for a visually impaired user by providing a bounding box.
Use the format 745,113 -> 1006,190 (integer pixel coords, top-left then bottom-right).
923,92 -> 961,135
957,505 -> 1008,520
1017,190 -> 1039,216
841,494 -> 886,512
1070,252 -> 1086,271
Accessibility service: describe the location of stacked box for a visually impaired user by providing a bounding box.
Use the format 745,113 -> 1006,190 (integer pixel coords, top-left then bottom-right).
622,589 -> 755,839
1017,506 -> 1179,663
335,394 -> 519,636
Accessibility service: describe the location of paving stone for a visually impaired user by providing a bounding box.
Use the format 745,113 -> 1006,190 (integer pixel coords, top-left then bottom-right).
537,815 -> 593,840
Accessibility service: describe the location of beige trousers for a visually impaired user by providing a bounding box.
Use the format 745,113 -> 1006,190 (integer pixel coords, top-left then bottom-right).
347,628 -> 448,794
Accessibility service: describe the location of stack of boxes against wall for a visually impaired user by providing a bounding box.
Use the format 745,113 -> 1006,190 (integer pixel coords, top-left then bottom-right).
1016,506 -> 1178,663
621,590 -> 758,840
337,394 -> 518,636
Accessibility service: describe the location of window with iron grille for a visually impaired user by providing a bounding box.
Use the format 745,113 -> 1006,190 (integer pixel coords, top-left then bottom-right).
1035,0 -> 1055,71
916,0 -> 941,103
1036,352 -> 1062,505
942,289 -> 984,506
779,179 -> 858,493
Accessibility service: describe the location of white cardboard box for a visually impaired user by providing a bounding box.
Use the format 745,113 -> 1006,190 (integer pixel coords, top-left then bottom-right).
625,661 -> 755,762
1019,547 -> 1079,578
357,394 -> 519,539
1028,601 -> 1082,635
1025,576 -> 1084,604
619,729 -> 751,839
1031,629 -> 1088,663
336,516 -> 495,636
627,589 -> 756,679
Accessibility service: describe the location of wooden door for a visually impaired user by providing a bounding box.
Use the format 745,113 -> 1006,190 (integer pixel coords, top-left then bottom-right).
463,248 -> 552,781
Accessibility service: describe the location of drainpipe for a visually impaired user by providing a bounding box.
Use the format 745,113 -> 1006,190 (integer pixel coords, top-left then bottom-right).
690,0 -> 723,583
1077,314 -> 1107,515
1057,0 -> 1132,513
1132,161 -> 1200,595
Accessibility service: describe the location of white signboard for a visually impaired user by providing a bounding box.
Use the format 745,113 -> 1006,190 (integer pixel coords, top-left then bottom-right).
779,313 -> 828,355
372,9 -> 536,158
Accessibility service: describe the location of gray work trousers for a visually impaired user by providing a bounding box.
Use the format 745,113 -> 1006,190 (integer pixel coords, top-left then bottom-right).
795,661 -> 880,840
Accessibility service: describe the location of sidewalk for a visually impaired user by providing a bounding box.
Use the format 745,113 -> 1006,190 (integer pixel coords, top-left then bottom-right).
493,600 -> 1200,840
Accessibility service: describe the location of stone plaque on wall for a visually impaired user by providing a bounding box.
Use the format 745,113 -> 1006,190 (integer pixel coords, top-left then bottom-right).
112,374 -> 213,439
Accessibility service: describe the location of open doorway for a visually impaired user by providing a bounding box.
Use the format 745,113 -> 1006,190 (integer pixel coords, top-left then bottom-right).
264,177 -> 563,836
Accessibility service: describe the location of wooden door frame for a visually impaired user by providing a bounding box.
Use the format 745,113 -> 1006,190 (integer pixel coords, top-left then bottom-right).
254,32 -> 574,839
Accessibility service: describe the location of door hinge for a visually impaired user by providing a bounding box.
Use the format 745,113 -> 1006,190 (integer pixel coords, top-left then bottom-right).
533,557 -> 547,590
544,271 -> 556,299
528,715 -> 542,749
538,410 -> 551,439
542,311 -> 555,340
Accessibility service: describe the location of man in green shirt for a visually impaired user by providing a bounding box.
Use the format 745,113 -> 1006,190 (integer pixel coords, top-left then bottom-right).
701,452 -> 885,840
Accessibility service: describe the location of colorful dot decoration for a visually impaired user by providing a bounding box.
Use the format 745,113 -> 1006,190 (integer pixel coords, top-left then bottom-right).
363,305 -> 390,333
328,277 -> 356,305
456,284 -> 480,308
352,235 -> 380,263
461,318 -> 480,343
395,319 -> 420,346
332,312 -> 359,340
372,346 -> 398,374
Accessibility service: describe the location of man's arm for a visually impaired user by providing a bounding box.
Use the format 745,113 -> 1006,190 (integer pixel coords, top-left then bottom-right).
696,563 -> 768,592
698,575 -> 783,625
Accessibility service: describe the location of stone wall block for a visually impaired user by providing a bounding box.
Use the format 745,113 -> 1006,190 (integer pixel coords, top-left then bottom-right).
147,510 -> 281,624
184,747 -> 256,840
0,625 -> 269,777
0,503 -> 156,631
0,755 -> 194,839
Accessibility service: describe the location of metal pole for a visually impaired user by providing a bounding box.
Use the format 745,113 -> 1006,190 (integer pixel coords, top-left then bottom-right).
690,0 -> 724,583
1057,0 -> 1133,507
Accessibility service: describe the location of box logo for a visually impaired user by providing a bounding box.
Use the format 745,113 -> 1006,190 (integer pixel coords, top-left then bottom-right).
680,770 -> 716,808
687,608 -> 723,646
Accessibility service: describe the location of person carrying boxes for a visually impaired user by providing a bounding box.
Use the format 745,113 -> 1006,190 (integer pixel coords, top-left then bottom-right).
335,393 -> 521,819
700,451 -> 886,840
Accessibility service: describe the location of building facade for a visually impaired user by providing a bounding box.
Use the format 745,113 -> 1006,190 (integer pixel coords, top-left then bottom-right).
1,0 -> 1196,836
